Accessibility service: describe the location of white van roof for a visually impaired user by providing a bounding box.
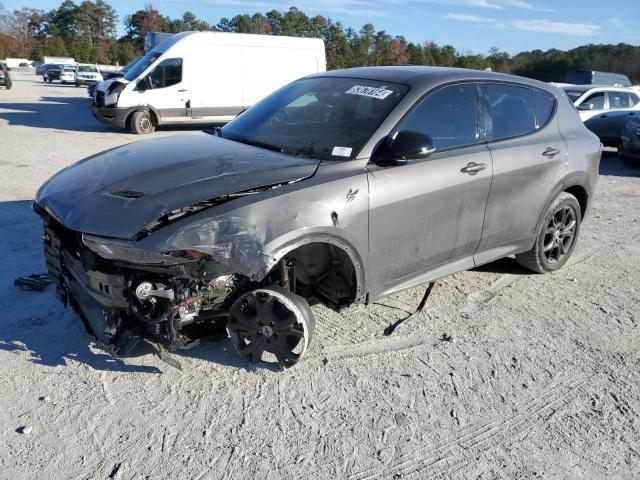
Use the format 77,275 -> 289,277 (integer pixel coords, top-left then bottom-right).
153,31 -> 325,52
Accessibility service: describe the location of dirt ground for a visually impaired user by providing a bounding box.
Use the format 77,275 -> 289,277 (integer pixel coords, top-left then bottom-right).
1,72 -> 639,479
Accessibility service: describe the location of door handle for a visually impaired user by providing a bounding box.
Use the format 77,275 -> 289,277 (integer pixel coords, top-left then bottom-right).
542,147 -> 561,158
177,89 -> 187,92
460,162 -> 487,175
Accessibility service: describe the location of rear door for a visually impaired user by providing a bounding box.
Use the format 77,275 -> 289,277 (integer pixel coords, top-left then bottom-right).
475,83 -> 565,264
368,83 -> 493,294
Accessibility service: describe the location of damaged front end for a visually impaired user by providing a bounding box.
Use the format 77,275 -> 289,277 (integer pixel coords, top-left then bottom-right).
36,204 -> 248,355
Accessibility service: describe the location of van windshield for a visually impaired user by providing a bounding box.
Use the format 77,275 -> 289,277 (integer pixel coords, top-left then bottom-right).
123,50 -> 162,82
220,77 -> 409,161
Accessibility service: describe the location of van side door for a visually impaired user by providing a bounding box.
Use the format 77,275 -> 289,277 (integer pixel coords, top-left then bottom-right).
475,83 -> 565,265
367,83 -> 493,298
135,58 -> 188,123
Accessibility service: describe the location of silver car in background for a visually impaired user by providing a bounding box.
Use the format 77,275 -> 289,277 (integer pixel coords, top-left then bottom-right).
34,67 -> 601,369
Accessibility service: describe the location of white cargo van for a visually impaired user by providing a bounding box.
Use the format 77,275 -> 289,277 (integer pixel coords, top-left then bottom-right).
92,31 -> 326,134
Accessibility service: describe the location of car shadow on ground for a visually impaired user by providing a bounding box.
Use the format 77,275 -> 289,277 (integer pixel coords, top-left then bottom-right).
472,256 -> 530,275
600,151 -> 640,177
0,95 -> 224,135
0,200 -> 266,373
0,97 -> 114,133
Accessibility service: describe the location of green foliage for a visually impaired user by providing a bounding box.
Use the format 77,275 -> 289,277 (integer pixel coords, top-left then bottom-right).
0,1 -> 638,83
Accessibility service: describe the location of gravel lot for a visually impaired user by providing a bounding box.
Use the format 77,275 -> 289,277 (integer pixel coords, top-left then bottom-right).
1,71 -> 639,479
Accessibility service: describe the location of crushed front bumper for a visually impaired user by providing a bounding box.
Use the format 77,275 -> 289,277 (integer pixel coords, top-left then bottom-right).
36,204 -> 238,354
92,105 -> 130,129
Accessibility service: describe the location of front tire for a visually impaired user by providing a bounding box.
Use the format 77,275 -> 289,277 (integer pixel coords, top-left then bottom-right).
129,110 -> 155,135
516,192 -> 581,273
227,287 -> 315,369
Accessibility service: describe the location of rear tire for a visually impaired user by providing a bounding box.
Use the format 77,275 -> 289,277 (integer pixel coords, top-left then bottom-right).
5,80 -> 11,90
516,192 -> 581,273
129,110 -> 155,135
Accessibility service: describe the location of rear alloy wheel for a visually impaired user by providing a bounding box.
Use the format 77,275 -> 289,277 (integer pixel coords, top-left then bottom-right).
516,192 -> 581,273
227,287 -> 314,369
130,110 -> 155,135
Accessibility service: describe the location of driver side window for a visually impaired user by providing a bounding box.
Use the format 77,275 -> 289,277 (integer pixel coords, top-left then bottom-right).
148,58 -> 182,89
582,92 -> 605,110
397,83 -> 479,150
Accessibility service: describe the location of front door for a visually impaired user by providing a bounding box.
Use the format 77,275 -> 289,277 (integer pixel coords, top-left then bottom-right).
136,57 -> 188,122
367,83 -> 493,296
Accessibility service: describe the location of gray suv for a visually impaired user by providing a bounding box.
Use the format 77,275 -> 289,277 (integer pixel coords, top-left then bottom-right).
34,67 -> 601,368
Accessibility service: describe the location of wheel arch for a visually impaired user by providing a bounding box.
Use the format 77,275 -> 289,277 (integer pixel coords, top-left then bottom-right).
262,233 -> 367,305
125,107 -> 160,130
534,173 -> 592,236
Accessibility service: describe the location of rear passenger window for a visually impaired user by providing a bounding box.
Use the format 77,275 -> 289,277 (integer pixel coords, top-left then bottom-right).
608,91 -> 631,109
148,58 -> 182,89
630,93 -> 640,107
485,84 -> 536,141
398,83 -> 478,150
532,90 -> 555,129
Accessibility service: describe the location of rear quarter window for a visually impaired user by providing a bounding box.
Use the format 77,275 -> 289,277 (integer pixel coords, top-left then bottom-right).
532,90 -> 555,129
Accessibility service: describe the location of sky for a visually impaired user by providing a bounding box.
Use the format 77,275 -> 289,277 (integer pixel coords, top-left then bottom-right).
3,0 -> 640,54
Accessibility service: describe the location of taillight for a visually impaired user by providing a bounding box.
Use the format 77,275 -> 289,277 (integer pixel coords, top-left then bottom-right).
0,71 -> 4,78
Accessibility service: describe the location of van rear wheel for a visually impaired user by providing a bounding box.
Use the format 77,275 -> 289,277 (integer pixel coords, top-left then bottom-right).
130,110 -> 155,135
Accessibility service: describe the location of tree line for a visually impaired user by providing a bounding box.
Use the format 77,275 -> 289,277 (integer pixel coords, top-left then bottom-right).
1,1 -> 639,83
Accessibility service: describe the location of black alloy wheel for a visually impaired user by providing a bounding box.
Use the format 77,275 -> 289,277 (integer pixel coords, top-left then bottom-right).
543,205 -> 577,264
227,287 -> 314,369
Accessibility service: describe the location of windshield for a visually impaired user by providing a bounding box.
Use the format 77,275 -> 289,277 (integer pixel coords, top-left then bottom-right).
78,65 -> 97,73
123,50 -> 162,82
121,56 -> 142,74
220,77 -> 409,160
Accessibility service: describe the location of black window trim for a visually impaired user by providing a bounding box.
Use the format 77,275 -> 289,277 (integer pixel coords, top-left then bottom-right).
479,81 -> 558,145
388,80 -> 484,156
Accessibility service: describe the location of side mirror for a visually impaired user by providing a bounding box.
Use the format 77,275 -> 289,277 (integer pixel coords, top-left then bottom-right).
578,103 -> 594,111
390,130 -> 436,163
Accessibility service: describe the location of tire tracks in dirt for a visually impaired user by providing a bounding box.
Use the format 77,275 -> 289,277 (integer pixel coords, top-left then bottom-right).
348,373 -> 587,480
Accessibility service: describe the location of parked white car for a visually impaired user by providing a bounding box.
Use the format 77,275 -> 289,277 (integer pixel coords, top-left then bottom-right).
75,64 -> 102,87
59,66 -> 77,84
559,84 -> 640,121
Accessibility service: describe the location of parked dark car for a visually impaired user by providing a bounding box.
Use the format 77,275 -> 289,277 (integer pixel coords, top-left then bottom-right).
87,81 -> 99,97
584,110 -> 640,147
0,62 -> 11,89
620,116 -> 640,167
33,67 -> 601,369
43,64 -> 66,83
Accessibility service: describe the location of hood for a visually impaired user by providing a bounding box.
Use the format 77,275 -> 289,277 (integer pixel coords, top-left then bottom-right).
36,133 -> 319,239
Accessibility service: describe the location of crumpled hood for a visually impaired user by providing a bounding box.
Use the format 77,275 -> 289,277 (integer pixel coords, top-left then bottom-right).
36,133 -> 319,239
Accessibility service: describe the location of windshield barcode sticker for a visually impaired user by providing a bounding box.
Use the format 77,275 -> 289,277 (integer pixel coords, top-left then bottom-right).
332,146 -> 353,157
346,85 -> 393,100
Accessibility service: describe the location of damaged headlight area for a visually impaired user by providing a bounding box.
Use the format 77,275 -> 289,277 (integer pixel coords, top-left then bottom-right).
38,209 -> 249,355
